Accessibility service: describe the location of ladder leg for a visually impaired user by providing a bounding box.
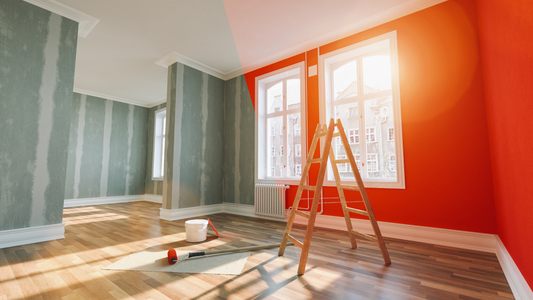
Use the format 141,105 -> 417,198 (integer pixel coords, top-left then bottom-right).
327,147 -> 357,249
297,122 -> 335,275
279,124 -> 323,256
336,119 -> 391,265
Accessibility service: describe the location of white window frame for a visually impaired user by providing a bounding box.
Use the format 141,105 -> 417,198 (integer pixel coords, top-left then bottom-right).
319,31 -> 405,189
152,108 -> 166,180
255,62 -> 307,184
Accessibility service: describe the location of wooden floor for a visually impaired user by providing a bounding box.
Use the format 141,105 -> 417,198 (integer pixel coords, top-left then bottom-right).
1,202 -> 514,300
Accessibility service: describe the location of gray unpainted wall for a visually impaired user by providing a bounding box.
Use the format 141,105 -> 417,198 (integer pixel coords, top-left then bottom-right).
146,70 -> 255,207
0,0 -> 78,231
64,93 -> 148,200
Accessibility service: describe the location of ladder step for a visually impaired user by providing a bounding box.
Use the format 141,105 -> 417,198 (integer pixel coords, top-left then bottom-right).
300,185 -> 316,191
340,184 -> 360,191
287,234 -> 304,249
345,207 -> 369,216
349,229 -> 377,242
294,209 -> 310,219
316,131 -> 341,138
334,159 -> 350,164
332,132 -> 341,138
308,158 -> 322,164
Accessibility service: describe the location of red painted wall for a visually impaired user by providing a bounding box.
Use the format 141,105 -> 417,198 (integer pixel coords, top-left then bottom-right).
245,0 -> 497,234
476,0 -> 533,287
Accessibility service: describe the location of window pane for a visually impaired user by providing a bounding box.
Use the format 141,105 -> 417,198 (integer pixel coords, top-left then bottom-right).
267,82 -> 283,113
334,60 -> 357,100
333,103 -> 360,180
287,113 -> 301,177
363,55 -> 391,94
364,97 -> 396,179
287,79 -> 300,110
267,116 -> 284,177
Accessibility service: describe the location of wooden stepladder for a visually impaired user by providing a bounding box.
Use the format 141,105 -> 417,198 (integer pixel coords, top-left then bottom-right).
278,118 -> 391,275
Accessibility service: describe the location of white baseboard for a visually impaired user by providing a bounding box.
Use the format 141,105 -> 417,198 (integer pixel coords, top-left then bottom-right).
64,195 -> 145,207
494,236 -> 533,300
0,223 -> 65,249
144,194 -> 163,203
291,212 -> 497,253
159,204 -> 225,221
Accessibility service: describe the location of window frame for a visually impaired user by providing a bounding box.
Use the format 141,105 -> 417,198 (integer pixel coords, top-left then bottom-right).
255,62 -> 307,184
152,108 -> 166,181
318,31 -> 405,189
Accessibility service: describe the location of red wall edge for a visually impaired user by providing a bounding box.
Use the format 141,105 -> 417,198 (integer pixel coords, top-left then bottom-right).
476,0 -> 533,288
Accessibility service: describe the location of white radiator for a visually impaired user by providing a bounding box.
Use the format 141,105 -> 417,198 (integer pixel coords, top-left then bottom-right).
254,184 -> 289,220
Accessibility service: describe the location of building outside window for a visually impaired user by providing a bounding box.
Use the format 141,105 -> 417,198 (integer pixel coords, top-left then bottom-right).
152,109 -> 166,179
319,31 -> 404,188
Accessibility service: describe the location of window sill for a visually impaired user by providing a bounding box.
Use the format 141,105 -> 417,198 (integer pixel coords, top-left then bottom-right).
152,177 -> 164,182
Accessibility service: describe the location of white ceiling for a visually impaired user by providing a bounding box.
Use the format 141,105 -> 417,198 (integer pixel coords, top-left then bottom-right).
34,0 -> 445,107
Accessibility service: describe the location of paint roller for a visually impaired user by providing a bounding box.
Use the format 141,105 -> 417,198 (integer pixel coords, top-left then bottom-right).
167,242 -> 294,264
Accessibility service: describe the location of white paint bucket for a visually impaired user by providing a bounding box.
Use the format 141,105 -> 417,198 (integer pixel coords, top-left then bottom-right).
185,219 -> 208,242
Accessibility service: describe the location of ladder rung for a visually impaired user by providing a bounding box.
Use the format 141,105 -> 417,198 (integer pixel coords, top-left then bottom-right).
308,158 -> 322,164
332,132 -> 341,138
287,234 -> 304,249
345,207 -> 369,216
349,229 -> 377,242
334,159 -> 350,164
316,131 -> 328,138
340,184 -> 360,191
300,185 -> 316,191
294,209 -> 310,219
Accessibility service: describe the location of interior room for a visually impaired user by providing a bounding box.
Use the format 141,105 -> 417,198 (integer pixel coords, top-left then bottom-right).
1,0 -> 532,299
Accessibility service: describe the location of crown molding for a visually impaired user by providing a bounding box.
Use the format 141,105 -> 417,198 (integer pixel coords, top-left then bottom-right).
241,0 -> 448,74
24,0 -> 99,38
147,97 -> 167,108
155,52 -> 244,81
73,88 -> 149,107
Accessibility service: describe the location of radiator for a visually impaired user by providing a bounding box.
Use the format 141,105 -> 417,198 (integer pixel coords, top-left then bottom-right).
254,184 -> 289,220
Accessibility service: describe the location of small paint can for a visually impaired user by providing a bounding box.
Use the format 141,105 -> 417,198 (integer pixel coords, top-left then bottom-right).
185,219 -> 208,242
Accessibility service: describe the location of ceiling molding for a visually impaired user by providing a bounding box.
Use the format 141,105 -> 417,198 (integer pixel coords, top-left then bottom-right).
223,68 -> 244,81
73,88 -> 149,107
23,0 -> 99,38
155,52 -> 244,81
240,0 -> 448,74
155,52 -> 226,80
147,97 -> 167,108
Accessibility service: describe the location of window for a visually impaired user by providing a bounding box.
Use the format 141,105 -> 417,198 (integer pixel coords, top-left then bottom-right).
295,144 -> 301,157
320,31 -> 404,188
337,154 -> 349,172
389,155 -> 396,172
348,129 -> 359,144
256,62 -> 306,182
366,127 -> 376,143
348,106 -> 357,119
295,164 -> 302,176
367,153 -> 378,173
152,109 -> 166,179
